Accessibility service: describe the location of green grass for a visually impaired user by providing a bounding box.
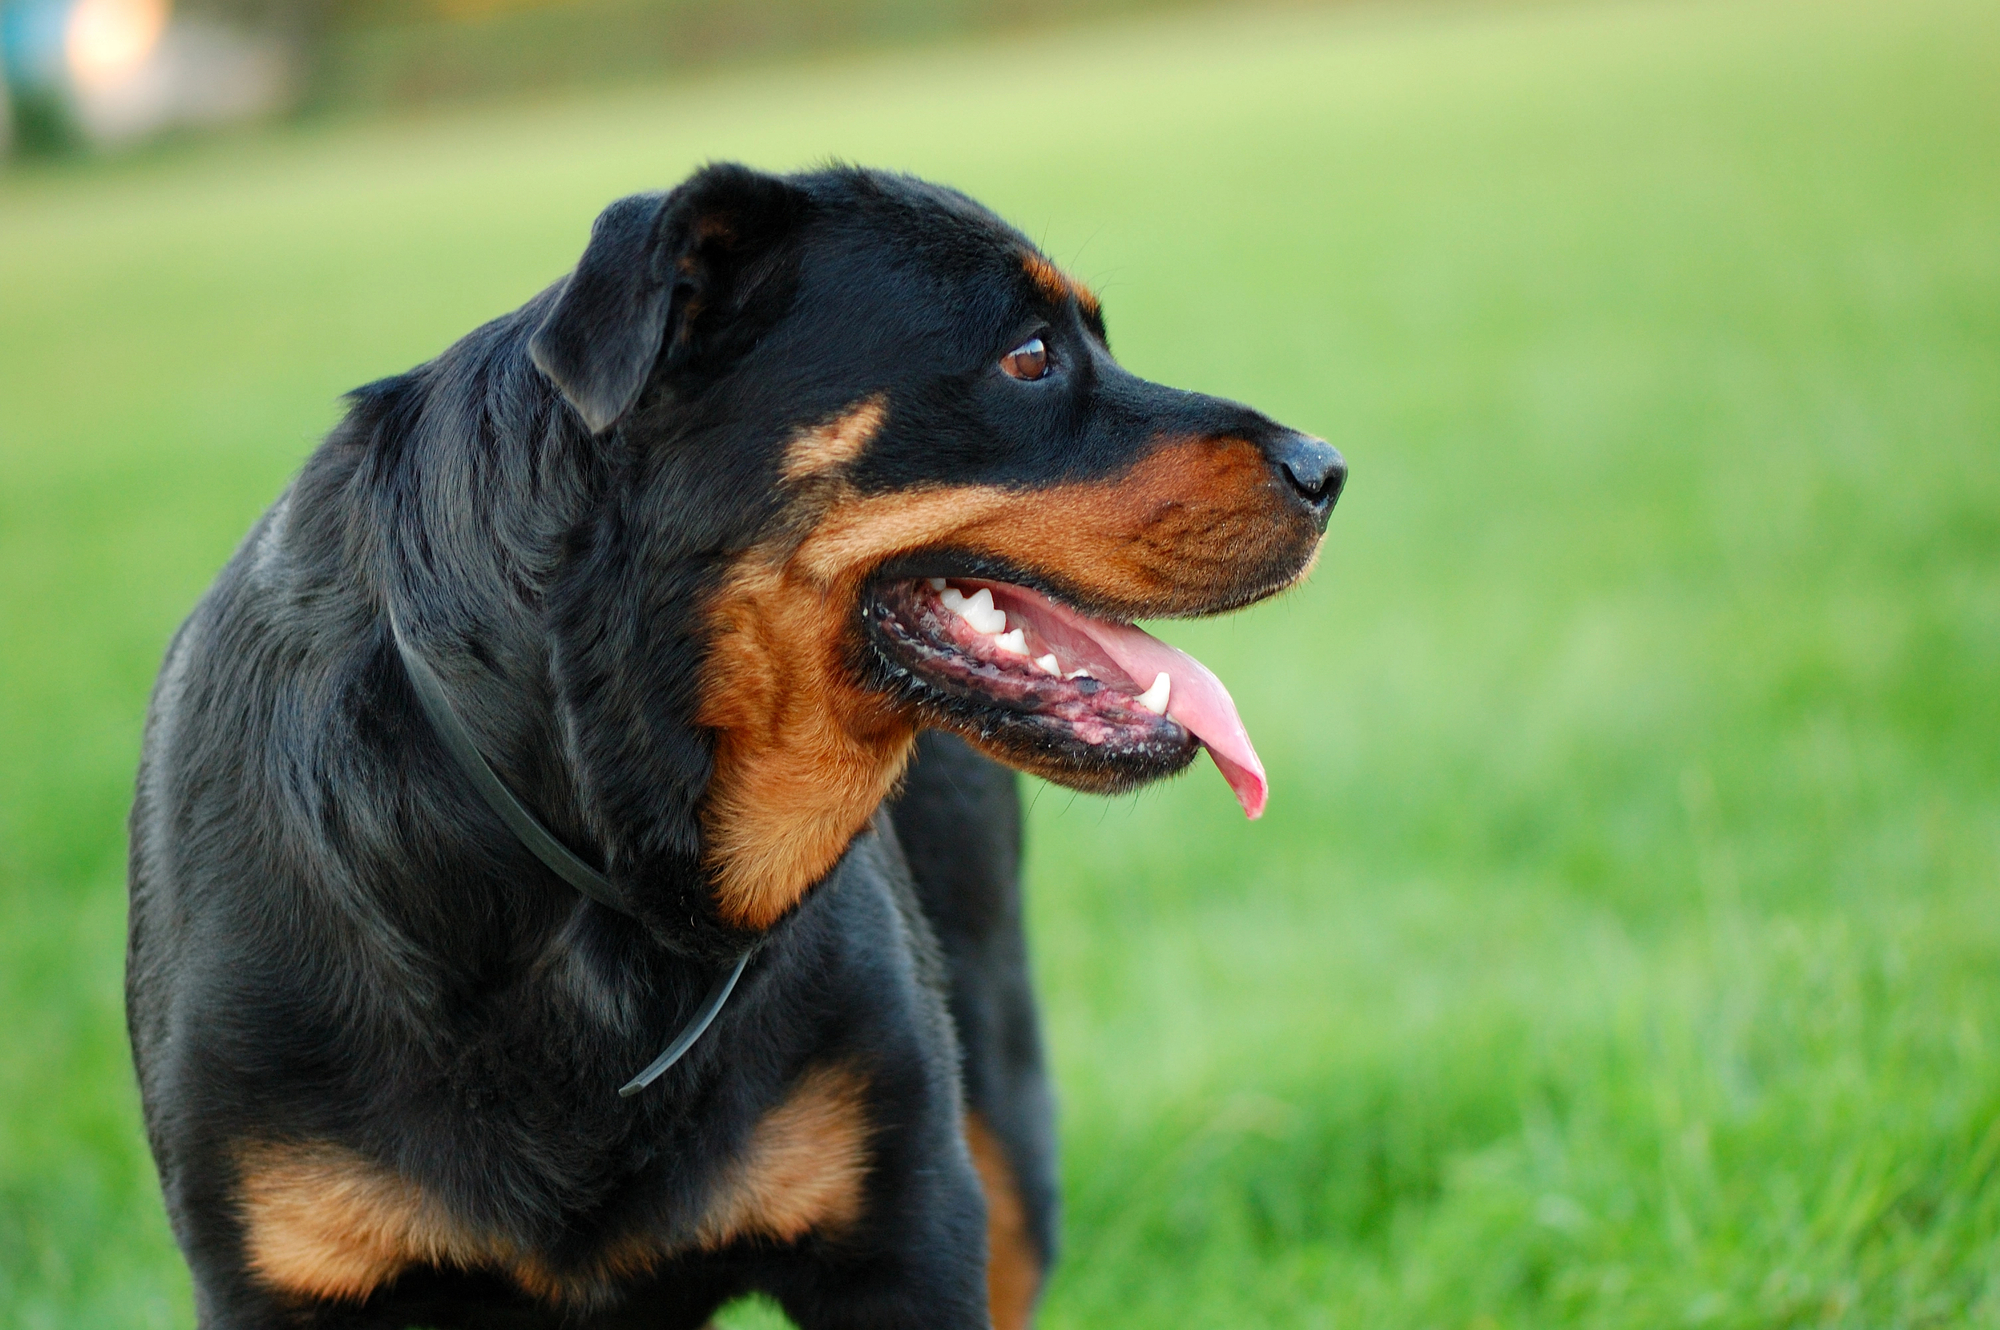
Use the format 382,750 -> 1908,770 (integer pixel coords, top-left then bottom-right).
3,0 -> 1997,1324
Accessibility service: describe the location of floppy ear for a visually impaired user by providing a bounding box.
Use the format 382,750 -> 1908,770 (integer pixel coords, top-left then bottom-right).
529,165 -> 809,435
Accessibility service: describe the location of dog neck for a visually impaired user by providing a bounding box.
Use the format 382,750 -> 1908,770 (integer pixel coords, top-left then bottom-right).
344,306 -> 867,963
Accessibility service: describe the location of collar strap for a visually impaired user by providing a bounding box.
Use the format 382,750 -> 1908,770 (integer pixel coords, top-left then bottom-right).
616,947 -> 754,1097
388,607 -> 751,1097
391,608 -> 628,915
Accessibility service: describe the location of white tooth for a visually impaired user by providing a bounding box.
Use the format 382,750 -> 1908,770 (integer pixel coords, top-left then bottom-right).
960,588 -> 1007,634
1136,672 -> 1171,715
962,591 -> 1006,633
1035,654 -> 1061,675
940,587 -> 967,613
1065,668 -> 1092,681
927,577 -> 947,591
994,629 -> 1028,656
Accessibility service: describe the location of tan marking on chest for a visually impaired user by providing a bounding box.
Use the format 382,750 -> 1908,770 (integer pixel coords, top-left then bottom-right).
697,1063 -> 873,1249
236,1143 -> 662,1308
237,1066 -> 872,1308
235,1141 -> 498,1303
965,1112 -> 1044,1330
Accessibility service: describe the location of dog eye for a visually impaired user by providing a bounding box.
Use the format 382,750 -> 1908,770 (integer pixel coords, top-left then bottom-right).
999,337 -> 1050,382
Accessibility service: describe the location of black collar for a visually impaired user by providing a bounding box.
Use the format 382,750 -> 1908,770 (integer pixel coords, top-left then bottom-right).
389,608 -> 751,1098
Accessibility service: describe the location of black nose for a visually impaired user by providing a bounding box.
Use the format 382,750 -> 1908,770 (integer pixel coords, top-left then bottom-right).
1271,432 -> 1346,518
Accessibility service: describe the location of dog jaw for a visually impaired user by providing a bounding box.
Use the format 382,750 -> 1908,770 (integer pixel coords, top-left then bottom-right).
698,419 -> 1318,929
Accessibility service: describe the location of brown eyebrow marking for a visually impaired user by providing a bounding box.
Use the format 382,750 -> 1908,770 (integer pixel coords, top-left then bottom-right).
781,396 -> 888,482
1022,253 -> 1101,318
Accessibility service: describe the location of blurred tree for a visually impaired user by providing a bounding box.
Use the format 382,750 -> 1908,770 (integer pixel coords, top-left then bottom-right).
4,0 -> 1252,152
304,0 -> 1237,112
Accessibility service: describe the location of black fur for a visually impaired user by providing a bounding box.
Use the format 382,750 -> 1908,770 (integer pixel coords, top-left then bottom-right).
129,163 -> 1334,1328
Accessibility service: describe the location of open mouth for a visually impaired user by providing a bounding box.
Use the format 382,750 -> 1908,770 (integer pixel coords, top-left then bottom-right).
862,576 -> 1268,818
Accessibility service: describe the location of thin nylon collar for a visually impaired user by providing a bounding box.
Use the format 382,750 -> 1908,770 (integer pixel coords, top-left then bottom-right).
389,607 -> 751,1097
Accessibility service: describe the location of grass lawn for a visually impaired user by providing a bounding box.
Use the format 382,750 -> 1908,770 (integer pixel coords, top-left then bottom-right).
3,0 -> 1998,1323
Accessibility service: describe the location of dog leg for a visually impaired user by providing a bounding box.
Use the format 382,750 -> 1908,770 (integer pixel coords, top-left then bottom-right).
889,732 -> 1058,1329
762,1237 -> 991,1330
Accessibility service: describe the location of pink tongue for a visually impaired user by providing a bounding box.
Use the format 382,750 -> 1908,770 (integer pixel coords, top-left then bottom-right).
1068,618 -> 1269,821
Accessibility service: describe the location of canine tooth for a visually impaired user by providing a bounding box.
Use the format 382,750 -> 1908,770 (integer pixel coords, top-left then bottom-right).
961,588 -> 1006,634
1136,672 -> 1171,715
993,629 -> 1028,655
927,577 -> 947,591
1035,654 -> 1061,675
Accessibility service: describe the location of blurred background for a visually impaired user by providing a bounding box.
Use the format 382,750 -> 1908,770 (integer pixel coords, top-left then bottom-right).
2,0 -> 1996,1324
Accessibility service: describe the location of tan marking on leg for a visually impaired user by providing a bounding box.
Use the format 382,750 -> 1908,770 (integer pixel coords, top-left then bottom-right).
701,435 -> 1310,931
697,1064 -> 873,1249
235,1141 -> 497,1303
966,1113 -> 1042,1330
780,397 -> 887,482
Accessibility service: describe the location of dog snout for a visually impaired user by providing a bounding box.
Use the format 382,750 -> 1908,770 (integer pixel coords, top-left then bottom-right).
1269,432 -> 1346,525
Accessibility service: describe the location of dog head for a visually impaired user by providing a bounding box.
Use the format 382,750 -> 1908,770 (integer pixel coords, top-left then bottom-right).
531,164 -> 1343,931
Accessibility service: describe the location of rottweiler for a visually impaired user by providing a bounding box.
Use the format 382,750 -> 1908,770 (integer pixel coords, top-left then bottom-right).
127,163 -> 1344,1330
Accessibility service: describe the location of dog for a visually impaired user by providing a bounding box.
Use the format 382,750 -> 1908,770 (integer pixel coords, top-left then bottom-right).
127,163 -> 1344,1329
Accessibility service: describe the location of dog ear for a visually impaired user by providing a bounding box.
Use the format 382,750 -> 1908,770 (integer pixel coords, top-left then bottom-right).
529,165 -> 809,435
